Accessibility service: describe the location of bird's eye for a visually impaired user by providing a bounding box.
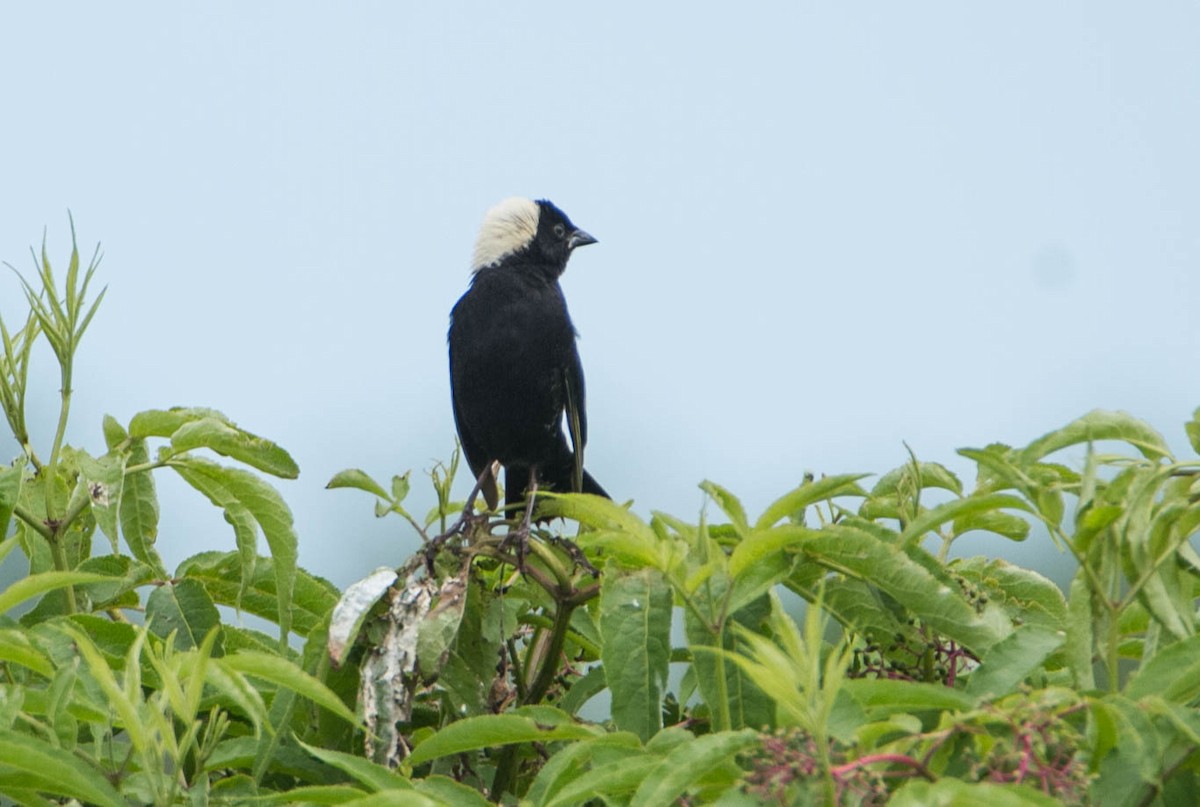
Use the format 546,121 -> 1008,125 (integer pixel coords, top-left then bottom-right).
553,224 -> 566,238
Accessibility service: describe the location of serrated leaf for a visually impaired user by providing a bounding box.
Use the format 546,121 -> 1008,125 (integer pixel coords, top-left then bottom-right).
77,451 -> 125,552
170,417 -> 299,479
327,468 -> 390,500
1021,409 -> 1172,463
951,558 -> 1067,632
1125,634 -> 1200,703
172,463 -> 259,612
178,551 -> 337,639
964,625 -> 1064,700
900,494 -> 1034,547
406,712 -> 599,766
699,480 -> 749,537
74,554 -> 156,609
171,457 -> 298,643
755,473 -> 870,530
119,438 -> 164,572
729,525 -> 819,580
803,525 -> 1005,652
128,406 -> 230,438
952,509 -> 1030,542
871,461 -> 963,496
600,566 -> 672,742
101,413 -> 127,450
842,678 -> 975,716
0,628 -> 54,677
146,578 -> 223,652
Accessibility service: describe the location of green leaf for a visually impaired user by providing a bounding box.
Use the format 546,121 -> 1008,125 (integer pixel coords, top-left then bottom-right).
219,651 -> 359,727
172,462 -> 260,613
892,778 -> 1062,806
899,493 -> 1034,547
729,525 -> 819,581
0,463 -> 22,541
964,625 -> 1064,700
250,785 -> 373,805
0,571 -> 112,616
600,566 -> 673,742
407,712 -> 599,766
129,406 -> 230,438
170,416 -> 299,479
101,413 -> 127,450
297,739 -> 413,792
171,457 -> 298,643
952,509 -> 1030,542
414,776 -> 492,807
872,462 -> 963,497
1021,409 -> 1172,463
74,554 -> 156,609
76,451 -> 125,553
178,551 -> 338,640
146,578 -> 223,652
804,525 -> 1005,652
1090,694 -> 1162,799
842,678 -> 975,716
951,558 -> 1067,632
526,731 -> 643,806
391,472 -> 411,503
119,437 -> 165,573
628,729 -> 758,807
338,793 -> 440,807
327,468 -> 390,500
0,628 -> 54,677
0,730 -> 126,807
545,755 -> 661,807
1125,634 -> 1200,703
699,480 -> 749,537
755,473 -> 870,530
684,585 -> 776,731
417,576 -> 468,679
1187,407 -> 1200,456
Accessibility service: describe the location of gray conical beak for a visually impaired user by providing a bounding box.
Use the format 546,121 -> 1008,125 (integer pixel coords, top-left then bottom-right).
568,229 -> 597,250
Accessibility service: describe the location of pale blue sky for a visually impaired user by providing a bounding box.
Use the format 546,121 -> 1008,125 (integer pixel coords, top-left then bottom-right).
3,3 -> 1198,586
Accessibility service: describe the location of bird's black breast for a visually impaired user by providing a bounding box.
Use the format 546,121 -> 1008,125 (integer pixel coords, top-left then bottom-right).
448,266 -> 577,468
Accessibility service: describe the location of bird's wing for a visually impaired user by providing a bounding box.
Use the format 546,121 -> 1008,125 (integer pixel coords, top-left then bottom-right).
563,344 -> 587,494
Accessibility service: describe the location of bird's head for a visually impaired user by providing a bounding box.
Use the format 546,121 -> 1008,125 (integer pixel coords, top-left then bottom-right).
471,197 -> 596,276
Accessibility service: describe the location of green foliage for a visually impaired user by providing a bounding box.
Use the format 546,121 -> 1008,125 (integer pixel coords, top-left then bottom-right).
4,223 -> 1200,805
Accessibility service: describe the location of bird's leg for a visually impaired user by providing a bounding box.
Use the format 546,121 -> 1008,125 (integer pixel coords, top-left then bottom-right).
500,467 -> 539,569
425,464 -> 496,573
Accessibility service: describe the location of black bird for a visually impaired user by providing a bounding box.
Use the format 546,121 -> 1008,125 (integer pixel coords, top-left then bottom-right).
448,197 -> 609,514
